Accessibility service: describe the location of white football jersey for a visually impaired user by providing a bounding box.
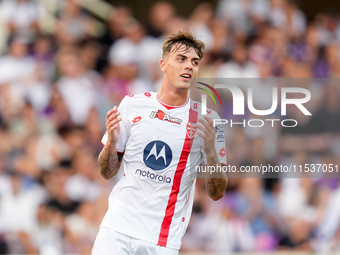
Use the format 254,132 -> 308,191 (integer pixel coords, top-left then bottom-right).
100,92 -> 226,249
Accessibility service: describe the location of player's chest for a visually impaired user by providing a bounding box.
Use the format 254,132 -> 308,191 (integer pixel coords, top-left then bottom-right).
128,108 -> 189,138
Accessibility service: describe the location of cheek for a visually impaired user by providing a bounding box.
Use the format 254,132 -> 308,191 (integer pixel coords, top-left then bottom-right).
168,64 -> 179,76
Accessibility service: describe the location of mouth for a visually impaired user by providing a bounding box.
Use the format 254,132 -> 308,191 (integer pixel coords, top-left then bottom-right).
180,73 -> 192,81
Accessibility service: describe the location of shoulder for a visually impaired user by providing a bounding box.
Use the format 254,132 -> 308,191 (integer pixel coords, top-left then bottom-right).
120,92 -> 156,106
123,91 -> 155,100
190,99 -> 220,119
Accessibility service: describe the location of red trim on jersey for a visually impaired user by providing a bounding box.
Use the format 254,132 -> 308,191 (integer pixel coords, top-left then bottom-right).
158,131 -> 192,247
156,94 -> 189,110
159,103 -> 177,110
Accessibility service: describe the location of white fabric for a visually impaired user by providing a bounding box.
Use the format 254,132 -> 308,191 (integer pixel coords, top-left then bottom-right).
216,0 -> 269,33
57,74 -> 97,125
0,175 -> 11,196
0,55 -> 51,113
109,37 -> 162,66
127,78 -> 153,96
317,188 -> 340,241
1,0 -> 39,28
25,81 -> 51,112
109,37 -> 162,83
216,61 -> 260,79
193,24 -> 214,52
0,56 -> 35,84
269,8 -> 306,35
278,178 -> 307,218
92,227 -> 179,255
31,222 -> 64,255
100,92 -> 226,249
35,133 -> 71,170
65,174 -> 101,202
0,183 -> 46,234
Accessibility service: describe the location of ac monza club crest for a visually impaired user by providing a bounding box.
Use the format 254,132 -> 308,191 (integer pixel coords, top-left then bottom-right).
187,108 -> 198,139
186,123 -> 197,139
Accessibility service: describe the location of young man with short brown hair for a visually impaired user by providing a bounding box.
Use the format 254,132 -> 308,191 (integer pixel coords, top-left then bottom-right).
92,30 -> 227,255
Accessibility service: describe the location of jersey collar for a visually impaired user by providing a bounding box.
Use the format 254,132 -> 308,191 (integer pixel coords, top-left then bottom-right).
156,92 -> 189,110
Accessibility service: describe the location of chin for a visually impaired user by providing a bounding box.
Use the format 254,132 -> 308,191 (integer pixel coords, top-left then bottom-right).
178,83 -> 191,90
179,80 -> 191,87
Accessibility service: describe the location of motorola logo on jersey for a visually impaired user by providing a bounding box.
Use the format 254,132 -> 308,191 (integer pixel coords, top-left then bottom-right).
143,141 -> 172,170
135,169 -> 172,183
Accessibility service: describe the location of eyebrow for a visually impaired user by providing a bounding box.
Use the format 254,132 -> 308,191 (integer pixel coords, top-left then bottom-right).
176,54 -> 200,61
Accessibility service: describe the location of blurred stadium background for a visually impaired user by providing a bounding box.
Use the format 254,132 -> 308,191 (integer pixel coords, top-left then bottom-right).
0,0 -> 340,254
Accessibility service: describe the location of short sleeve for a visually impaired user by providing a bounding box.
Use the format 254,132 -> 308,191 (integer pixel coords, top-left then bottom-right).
101,96 -> 130,153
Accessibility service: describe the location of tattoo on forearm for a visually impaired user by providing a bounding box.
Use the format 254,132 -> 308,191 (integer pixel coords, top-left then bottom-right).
98,146 -> 121,179
206,178 -> 227,198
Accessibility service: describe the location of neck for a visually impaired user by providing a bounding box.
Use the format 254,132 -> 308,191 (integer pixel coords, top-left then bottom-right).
158,86 -> 188,106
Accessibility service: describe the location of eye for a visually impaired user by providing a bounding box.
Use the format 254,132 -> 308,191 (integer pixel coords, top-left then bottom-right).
179,58 -> 184,62
193,61 -> 199,66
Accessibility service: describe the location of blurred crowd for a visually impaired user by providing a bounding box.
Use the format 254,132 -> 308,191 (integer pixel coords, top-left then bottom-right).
0,0 -> 340,254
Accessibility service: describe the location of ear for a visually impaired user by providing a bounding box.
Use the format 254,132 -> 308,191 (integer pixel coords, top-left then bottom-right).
160,59 -> 166,73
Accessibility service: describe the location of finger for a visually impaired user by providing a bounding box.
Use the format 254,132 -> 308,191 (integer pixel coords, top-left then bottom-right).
107,117 -> 121,128
107,124 -> 120,134
199,117 -> 215,133
106,108 -> 115,118
106,112 -> 120,123
107,118 -> 122,130
198,118 -> 211,131
195,130 -> 205,139
108,121 -> 121,133
196,125 -> 215,140
203,115 -> 214,127
196,125 -> 212,137
106,106 -> 118,119
202,116 -> 214,130
109,123 -> 120,132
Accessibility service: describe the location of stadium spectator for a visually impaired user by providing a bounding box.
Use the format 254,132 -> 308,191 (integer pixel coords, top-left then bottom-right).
55,0 -> 96,46
146,1 -> 176,38
0,0 -> 40,41
217,44 -> 260,78
56,47 -> 100,126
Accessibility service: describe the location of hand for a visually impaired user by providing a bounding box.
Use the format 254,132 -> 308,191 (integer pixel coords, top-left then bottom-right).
196,116 -> 216,158
106,106 -> 121,145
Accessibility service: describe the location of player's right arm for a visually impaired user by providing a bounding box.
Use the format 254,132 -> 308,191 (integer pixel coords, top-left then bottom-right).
98,106 -> 122,180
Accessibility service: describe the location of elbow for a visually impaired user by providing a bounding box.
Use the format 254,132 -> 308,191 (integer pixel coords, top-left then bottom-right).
210,191 -> 225,201
100,171 -> 111,180
209,178 -> 228,201
100,168 -> 115,180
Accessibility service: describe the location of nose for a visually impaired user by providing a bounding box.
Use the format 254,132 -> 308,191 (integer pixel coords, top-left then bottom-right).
185,60 -> 193,71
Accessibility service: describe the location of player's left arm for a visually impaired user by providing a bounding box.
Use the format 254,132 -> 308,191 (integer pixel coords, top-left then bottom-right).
197,115 -> 228,201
